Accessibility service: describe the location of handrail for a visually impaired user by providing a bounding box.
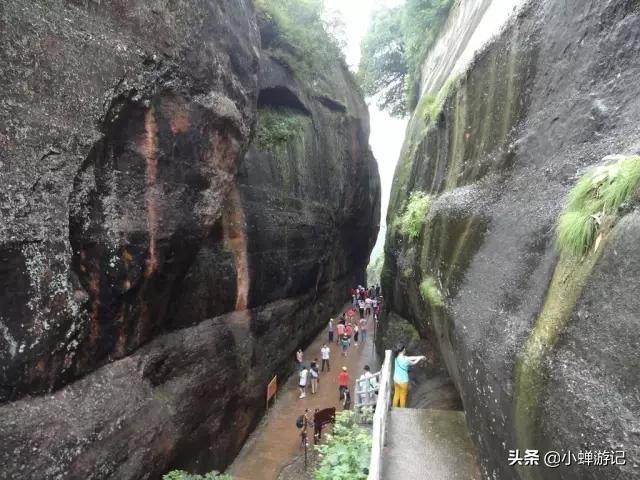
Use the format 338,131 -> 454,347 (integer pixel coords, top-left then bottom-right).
354,371 -> 382,408
367,349 -> 393,480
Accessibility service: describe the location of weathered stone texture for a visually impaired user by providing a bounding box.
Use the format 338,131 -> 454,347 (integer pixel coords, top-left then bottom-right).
382,1 -> 640,479
0,1 -> 379,478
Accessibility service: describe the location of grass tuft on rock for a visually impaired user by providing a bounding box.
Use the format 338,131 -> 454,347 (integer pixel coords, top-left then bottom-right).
557,155 -> 640,257
420,276 -> 444,307
395,191 -> 431,240
415,74 -> 461,126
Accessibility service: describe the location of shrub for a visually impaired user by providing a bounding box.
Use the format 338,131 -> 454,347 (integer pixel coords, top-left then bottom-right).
256,108 -> 305,153
557,155 -> 640,256
420,276 -> 444,307
395,191 -> 431,240
256,0 -> 344,80
314,411 -> 371,480
415,74 -> 461,125
162,470 -> 232,480
367,253 -> 384,284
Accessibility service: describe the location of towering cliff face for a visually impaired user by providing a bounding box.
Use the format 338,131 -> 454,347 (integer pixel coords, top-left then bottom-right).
0,1 -> 379,478
382,1 -> 640,479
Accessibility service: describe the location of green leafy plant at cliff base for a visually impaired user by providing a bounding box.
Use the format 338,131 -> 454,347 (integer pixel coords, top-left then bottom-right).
557,155 -> 640,257
420,276 -> 444,307
314,411 -> 371,480
394,191 -> 432,240
162,470 -> 232,480
256,108 -> 305,154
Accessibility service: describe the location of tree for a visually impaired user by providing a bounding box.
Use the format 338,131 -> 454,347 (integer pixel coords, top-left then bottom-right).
256,0 -> 344,80
358,0 -> 455,116
358,6 -> 408,117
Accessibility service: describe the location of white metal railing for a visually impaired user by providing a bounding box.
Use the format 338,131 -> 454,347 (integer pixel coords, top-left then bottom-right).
367,349 -> 393,480
354,371 -> 381,409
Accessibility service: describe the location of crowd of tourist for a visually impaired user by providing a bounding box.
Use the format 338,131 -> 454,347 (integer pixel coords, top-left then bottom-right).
292,284 -> 428,453
295,285 -> 383,404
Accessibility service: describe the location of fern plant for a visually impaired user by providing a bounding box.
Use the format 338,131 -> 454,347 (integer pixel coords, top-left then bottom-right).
395,191 -> 432,240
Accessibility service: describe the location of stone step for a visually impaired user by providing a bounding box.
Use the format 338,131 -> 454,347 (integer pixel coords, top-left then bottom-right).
382,408 -> 480,480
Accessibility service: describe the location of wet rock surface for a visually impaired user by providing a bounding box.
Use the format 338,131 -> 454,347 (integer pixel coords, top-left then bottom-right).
0,1 -> 379,478
382,1 -> 640,479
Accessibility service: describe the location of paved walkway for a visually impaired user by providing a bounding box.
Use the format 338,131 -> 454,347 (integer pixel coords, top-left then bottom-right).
229,306 -> 380,480
382,408 -> 480,480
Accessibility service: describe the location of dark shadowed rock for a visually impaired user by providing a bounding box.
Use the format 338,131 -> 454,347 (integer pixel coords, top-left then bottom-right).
0,0 -> 379,478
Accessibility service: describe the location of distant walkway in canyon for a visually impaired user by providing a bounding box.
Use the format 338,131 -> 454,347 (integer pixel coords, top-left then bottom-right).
229,305 -> 380,480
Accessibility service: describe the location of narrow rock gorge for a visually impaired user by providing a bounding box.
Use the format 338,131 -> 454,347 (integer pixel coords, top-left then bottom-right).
382,0 -> 640,479
0,1 -> 379,478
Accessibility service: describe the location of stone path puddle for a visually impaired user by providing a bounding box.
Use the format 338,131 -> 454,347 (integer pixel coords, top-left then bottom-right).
382,408 -> 481,480
229,307 -> 380,480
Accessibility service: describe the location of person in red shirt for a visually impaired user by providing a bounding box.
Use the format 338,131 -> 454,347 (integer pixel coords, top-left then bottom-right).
338,366 -> 350,401
336,322 -> 345,344
345,323 -> 353,338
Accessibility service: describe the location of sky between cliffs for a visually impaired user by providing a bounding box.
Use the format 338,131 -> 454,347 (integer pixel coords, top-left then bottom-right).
325,0 -> 407,259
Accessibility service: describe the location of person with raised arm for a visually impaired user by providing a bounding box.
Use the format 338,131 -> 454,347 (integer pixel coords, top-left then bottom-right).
392,345 -> 426,408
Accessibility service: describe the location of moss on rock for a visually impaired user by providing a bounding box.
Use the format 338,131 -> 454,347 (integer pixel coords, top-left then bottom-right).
420,276 -> 444,307
514,154 -> 640,478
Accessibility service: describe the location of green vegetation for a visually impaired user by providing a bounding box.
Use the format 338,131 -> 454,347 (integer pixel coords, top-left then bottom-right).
516,155 -> 640,469
367,253 -> 384,284
162,471 -> 232,480
256,0 -> 344,80
256,108 -> 305,153
395,191 -> 432,240
357,6 -> 406,116
416,74 -> 461,124
359,0 -> 456,116
314,411 -> 371,480
420,276 -> 444,307
557,155 -> 640,257
514,248 -> 604,480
